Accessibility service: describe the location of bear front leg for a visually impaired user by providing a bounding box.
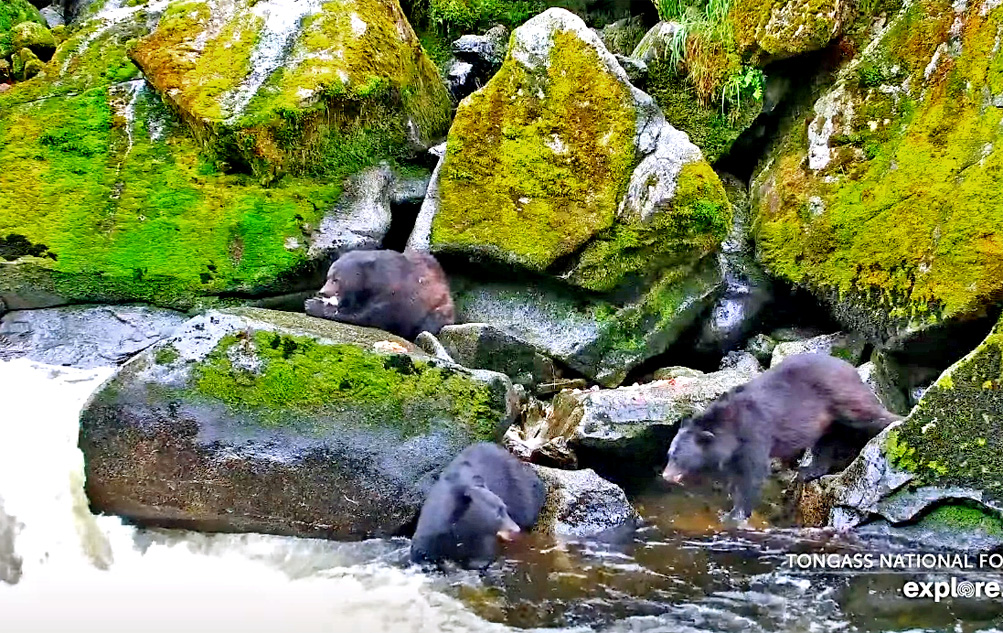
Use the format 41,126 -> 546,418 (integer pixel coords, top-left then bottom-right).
726,447 -> 770,522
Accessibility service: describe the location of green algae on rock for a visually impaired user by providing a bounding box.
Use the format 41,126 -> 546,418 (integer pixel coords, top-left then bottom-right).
729,0 -> 853,61
130,0 -> 452,182
751,0 -> 1003,344
800,313 -> 1003,548
78,307 -> 517,540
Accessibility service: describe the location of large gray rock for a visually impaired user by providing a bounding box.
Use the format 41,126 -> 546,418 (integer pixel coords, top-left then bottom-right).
437,323 -> 556,390
452,25 -> 509,68
532,466 -> 639,538
0,305 -> 186,369
524,362 -> 761,478
770,332 -> 867,368
78,308 -> 517,540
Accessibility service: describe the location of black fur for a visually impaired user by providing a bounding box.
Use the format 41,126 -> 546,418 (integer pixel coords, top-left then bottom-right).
410,443 -> 546,569
662,353 -> 901,520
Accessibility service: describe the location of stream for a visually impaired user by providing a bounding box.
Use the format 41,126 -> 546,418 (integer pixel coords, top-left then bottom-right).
2,357 -> 1002,633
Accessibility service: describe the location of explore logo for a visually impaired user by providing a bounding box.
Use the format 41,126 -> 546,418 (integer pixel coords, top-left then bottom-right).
903,577 -> 1003,602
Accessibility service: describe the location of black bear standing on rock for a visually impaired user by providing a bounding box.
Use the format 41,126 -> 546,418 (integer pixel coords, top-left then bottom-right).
304,249 -> 455,341
662,353 -> 901,521
411,443 -> 547,569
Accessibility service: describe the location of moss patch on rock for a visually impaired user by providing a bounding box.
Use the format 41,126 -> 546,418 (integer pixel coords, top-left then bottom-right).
130,0 -> 452,182
432,28 -> 637,272
752,0 -> 1003,338
0,83 -> 341,308
195,329 -> 505,439
883,314 -> 1003,495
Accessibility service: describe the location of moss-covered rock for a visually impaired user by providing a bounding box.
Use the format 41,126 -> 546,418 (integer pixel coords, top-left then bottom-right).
130,0 -> 451,182
11,21 -> 55,60
0,0 -> 434,310
729,0 -> 853,62
78,307 -> 517,540
0,0 -> 46,60
751,0 -> 1003,344
11,46 -> 41,80
803,313 -> 1003,548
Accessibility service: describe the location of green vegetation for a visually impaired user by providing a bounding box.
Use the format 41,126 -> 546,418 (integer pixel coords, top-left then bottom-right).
753,0 -> 1003,332
431,30 -> 638,273
194,330 -> 505,439
884,315 -> 1003,494
917,503 -> 1003,535
0,0 -> 46,59
130,0 -> 452,181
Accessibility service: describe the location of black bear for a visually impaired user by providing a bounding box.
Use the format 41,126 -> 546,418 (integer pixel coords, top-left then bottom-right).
305,249 -> 455,341
662,353 -> 901,521
410,442 -> 547,569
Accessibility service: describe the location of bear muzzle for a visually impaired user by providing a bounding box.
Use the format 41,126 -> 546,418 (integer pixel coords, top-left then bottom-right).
496,517 -> 521,542
662,462 -> 687,485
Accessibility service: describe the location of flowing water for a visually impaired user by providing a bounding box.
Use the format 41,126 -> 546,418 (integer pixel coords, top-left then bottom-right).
2,357 -> 1002,633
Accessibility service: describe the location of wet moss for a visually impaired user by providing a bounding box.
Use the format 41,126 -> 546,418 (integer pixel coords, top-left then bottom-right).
0,0 -> 46,59
569,160 -> 731,293
431,29 -> 638,273
0,84 -> 341,308
730,0 -> 850,60
753,0 -> 1003,332
917,503 -> 1003,535
193,330 -> 505,439
885,316 -> 1003,494
130,0 -> 452,181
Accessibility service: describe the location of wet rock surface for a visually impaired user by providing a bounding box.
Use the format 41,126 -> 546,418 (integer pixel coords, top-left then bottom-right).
79,308 -> 517,540
531,465 -> 640,538
437,323 -> 556,391
0,304 -> 186,369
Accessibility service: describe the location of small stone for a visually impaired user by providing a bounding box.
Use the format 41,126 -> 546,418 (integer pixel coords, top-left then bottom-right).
532,465 -> 640,538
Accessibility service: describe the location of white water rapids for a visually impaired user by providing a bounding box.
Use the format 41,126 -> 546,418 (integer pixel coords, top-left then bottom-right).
0,358 -> 517,633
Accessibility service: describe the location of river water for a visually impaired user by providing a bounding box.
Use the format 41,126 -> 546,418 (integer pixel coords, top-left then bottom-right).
1,357 -> 1002,633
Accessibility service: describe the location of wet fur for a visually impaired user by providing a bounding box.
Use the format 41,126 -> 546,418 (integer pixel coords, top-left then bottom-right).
410,443 -> 546,568
312,249 -> 455,341
664,353 -> 901,520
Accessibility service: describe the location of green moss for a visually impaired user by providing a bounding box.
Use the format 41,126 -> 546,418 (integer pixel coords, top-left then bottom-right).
155,345 -> 180,365
729,0 -> 849,60
431,30 -> 637,273
0,84 -> 342,308
425,0 -> 540,37
0,0 -> 46,59
885,316 -> 1003,494
917,503 -> 1003,535
193,330 -> 504,439
130,0 -> 452,182
754,0 -> 1003,331
646,60 -> 761,161
569,160 -> 731,292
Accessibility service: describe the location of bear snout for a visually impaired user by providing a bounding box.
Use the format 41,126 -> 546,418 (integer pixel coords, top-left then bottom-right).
496,517 -> 521,541
662,463 -> 687,484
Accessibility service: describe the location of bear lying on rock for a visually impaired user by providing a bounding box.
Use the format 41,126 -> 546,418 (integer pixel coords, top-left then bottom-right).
305,249 -> 455,341
411,442 -> 546,569
662,353 -> 901,521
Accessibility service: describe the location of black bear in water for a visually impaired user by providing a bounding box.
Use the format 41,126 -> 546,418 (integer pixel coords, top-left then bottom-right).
662,353 -> 901,521
411,443 -> 547,569
304,249 -> 455,341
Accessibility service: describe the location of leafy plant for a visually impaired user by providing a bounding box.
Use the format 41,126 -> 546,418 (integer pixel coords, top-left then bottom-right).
721,65 -> 765,116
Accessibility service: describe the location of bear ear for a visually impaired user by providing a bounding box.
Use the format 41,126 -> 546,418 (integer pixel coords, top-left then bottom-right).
696,430 -> 716,446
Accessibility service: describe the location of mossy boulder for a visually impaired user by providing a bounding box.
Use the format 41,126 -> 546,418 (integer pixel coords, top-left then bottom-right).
78,307 -> 517,540
129,0 -> 451,182
802,313 -> 1003,549
0,0 -> 428,311
11,21 -> 55,60
0,0 -> 46,60
11,46 -> 41,80
729,0 -> 853,62
751,0 -> 1003,346
417,9 -> 730,384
